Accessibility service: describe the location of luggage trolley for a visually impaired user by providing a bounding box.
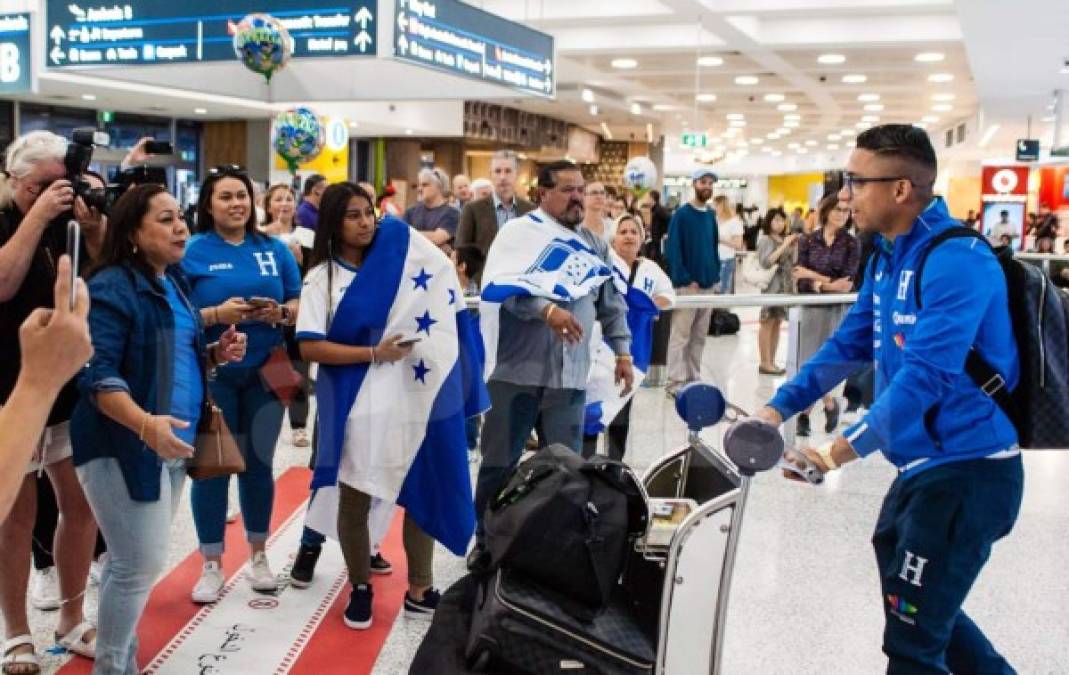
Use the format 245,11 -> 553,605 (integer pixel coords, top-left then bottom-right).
626,382 -> 806,675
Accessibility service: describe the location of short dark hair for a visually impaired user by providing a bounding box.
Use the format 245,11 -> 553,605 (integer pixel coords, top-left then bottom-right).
761,207 -> 788,236
196,169 -> 260,238
454,244 -> 484,280
89,183 -> 172,278
309,182 -> 375,268
649,189 -> 661,203
303,173 -> 327,196
538,160 -> 579,189
855,124 -> 937,174
1000,209 -> 1009,217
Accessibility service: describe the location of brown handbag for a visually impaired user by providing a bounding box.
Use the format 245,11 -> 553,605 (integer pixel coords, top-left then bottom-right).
188,398 -> 245,480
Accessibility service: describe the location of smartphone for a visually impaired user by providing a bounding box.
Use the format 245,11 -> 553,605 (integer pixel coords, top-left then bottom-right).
66,220 -> 80,310
397,336 -> 422,347
247,296 -> 275,308
144,140 -> 173,155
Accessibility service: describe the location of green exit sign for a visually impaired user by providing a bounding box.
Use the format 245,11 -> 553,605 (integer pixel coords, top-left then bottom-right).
681,133 -> 708,148
97,110 -> 114,124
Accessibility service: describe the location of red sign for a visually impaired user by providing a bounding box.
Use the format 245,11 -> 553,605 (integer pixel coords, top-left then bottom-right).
981,166 -> 1029,202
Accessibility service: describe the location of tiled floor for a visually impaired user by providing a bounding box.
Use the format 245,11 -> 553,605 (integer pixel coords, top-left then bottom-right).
10,309 -> 1069,674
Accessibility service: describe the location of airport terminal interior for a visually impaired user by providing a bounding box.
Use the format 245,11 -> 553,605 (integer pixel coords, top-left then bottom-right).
0,0 -> 1067,673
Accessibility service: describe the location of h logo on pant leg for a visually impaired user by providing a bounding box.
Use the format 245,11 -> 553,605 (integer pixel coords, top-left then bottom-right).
899,551 -> 928,587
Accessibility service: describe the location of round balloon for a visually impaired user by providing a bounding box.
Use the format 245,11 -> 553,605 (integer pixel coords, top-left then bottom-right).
273,108 -> 325,174
623,156 -> 658,194
232,13 -> 292,82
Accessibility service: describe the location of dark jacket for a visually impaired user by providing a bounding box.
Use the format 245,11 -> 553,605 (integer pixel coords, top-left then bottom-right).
72,264 -> 211,502
455,194 -> 535,257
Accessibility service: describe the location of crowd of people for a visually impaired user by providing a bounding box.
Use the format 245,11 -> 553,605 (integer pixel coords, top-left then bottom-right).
0,124 -> 1065,675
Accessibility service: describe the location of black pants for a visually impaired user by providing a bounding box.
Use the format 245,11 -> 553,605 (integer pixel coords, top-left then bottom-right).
580,400 -> 632,462
873,455 -> 1022,674
32,473 -> 106,570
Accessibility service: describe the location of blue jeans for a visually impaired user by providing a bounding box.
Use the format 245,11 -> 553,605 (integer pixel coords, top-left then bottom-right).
719,257 -> 736,294
874,455 -> 1023,674
77,457 -> 185,675
191,366 -> 284,556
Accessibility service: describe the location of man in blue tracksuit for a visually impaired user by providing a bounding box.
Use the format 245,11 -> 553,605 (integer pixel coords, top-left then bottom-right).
759,124 -> 1023,674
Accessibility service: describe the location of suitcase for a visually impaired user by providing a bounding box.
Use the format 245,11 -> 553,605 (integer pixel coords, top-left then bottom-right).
465,568 -> 655,675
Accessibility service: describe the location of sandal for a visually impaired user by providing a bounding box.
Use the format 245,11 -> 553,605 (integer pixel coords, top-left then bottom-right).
55,621 -> 96,659
2,635 -> 39,675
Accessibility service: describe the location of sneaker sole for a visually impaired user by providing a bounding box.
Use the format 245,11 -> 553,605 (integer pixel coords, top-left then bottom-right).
191,592 -> 220,604
343,616 -> 372,630
32,599 -> 61,611
289,576 -> 313,589
403,605 -> 435,621
249,579 -> 279,593
369,567 -> 393,575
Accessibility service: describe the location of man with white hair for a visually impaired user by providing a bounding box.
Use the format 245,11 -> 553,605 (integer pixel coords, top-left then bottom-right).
404,166 -> 459,249
470,178 -> 493,202
452,174 -> 472,210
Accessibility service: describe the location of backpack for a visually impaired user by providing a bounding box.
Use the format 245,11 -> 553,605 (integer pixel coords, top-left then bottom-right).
708,309 -> 741,336
483,445 -> 649,619
915,227 -> 1069,449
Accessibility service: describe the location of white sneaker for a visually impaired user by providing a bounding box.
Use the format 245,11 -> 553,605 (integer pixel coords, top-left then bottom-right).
31,566 -> 61,610
89,554 -> 107,587
247,552 -> 278,592
192,561 -> 225,604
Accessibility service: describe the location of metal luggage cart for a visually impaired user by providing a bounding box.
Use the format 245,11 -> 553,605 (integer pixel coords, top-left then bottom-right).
624,383 -> 792,675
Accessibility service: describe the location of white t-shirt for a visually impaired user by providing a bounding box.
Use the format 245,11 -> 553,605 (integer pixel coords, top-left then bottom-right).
718,216 -> 745,261
612,252 -> 676,306
295,260 -> 360,340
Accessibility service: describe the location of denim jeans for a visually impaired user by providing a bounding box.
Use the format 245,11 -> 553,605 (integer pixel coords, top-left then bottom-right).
77,457 -> 185,675
719,256 -> 736,294
191,366 -> 284,556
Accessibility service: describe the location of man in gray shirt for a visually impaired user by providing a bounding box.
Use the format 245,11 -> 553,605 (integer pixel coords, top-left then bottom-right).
470,161 -> 633,567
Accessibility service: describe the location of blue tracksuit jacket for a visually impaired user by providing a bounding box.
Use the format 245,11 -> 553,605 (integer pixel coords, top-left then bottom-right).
769,198 -> 1019,477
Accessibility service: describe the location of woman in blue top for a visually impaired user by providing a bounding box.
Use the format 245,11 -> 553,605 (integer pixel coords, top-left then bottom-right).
72,184 -> 246,674
182,166 -> 301,603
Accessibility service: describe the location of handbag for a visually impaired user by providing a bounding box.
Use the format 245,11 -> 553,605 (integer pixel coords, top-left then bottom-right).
188,397 -> 245,480
259,344 -> 303,407
740,252 -> 776,291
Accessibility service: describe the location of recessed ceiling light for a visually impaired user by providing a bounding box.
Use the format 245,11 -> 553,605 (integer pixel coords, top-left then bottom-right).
767,132 -> 780,139
928,73 -> 954,83
922,115 -> 940,123
735,140 -> 749,148
827,134 -> 841,141
777,103 -> 798,112
764,93 -> 785,102
797,148 -> 809,154
840,128 -> 855,136
783,113 -> 801,121
912,122 -> 928,129
788,142 -> 801,149
861,115 -> 880,122
735,75 -> 759,85
932,103 -> 953,112
750,138 -> 764,145
729,120 -> 747,127
405,129 -> 413,135
726,113 -> 745,120
864,103 -> 885,112
818,54 -> 846,65
827,144 -> 840,150
601,122 -> 614,140
696,93 -> 717,103
631,103 -> 643,115
82,94 -> 97,101
777,127 -> 792,135
194,107 -> 208,115
653,104 -> 675,111
771,150 -> 783,156
783,120 -> 800,128
581,88 -> 595,103
611,58 -> 637,69
932,94 -> 956,104
697,56 -> 724,67
915,52 -> 945,63
589,104 -> 599,115
856,122 -> 871,129
846,140 -> 856,147
805,140 -> 818,147
842,74 -> 867,84
858,93 -> 880,102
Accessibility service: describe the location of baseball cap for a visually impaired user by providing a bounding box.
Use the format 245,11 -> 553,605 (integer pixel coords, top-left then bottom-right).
691,168 -> 718,182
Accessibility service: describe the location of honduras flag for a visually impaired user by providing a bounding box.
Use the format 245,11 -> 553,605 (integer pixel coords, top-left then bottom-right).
480,209 -> 613,378
305,216 -> 488,556
584,255 -> 675,435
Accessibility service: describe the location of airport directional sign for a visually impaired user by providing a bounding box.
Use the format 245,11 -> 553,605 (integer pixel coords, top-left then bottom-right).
0,13 -> 32,93
393,0 -> 554,98
45,1 -> 378,68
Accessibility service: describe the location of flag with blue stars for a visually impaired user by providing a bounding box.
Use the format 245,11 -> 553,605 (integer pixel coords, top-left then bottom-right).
304,215 -> 489,557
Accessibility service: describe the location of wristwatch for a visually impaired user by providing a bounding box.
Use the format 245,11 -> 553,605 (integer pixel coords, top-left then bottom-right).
815,440 -> 839,471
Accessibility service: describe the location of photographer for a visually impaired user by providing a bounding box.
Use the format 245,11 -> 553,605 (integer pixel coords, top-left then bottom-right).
0,131 -> 103,671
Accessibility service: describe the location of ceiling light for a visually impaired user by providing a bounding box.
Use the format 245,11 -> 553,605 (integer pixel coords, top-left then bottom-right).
912,122 -> 928,130
928,73 -> 954,83
348,120 -> 359,128
653,104 -> 675,111
696,93 -> 717,103
611,58 -> 637,69
729,120 -> 747,127
750,138 -> 764,145
915,52 -> 945,63
581,88 -> 595,103
932,103 -> 953,112
864,103 -> 885,112
772,150 -> 782,156
767,132 -> 780,139
82,94 -> 97,101
630,103 -> 642,115
840,128 -> 855,136
788,142 -> 801,149
1041,115 -> 1056,123
589,104 -> 599,115
861,115 -> 880,122
827,134 -> 841,141
922,115 -> 940,123
783,113 -> 801,121
697,56 -> 724,67
726,113 -> 745,120
735,140 -> 749,148
797,148 -> 809,154
846,140 -> 856,147
842,74 -> 867,84
784,120 -> 800,128
827,144 -> 840,150
764,93 -> 785,102
405,129 -> 413,135
857,93 -> 880,102
194,107 -> 208,115
777,127 -> 792,135
856,122 -> 871,129
601,122 -> 614,140
735,75 -> 759,85
805,140 -> 818,147
818,54 -> 846,65
777,103 -> 798,112
932,93 -> 955,102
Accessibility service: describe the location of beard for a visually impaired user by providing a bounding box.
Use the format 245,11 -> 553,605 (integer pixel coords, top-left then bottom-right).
560,202 -> 585,227
695,188 -> 713,203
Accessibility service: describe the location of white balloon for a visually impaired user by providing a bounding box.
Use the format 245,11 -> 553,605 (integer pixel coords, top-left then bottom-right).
623,156 -> 658,191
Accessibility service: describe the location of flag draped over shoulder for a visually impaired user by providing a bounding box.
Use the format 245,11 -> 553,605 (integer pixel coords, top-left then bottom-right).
306,216 -> 488,556
479,209 -> 613,378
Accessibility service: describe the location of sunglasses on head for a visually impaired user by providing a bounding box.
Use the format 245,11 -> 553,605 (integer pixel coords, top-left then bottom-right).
208,164 -> 247,178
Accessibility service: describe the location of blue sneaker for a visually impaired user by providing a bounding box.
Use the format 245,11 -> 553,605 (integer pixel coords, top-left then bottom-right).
344,584 -> 373,630
404,587 -> 441,620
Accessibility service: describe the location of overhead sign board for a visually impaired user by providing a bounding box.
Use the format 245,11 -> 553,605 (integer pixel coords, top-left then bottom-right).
393,0 -> 554,98
0,13 -> 32,94
45,1 -> 377,68
1015,139 -> 1039,162
681,133 -> 708,148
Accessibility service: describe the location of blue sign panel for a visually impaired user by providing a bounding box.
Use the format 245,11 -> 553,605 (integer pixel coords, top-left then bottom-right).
0,13 -> 32,94
45,1 -> 377,68
393,0 -> 554,97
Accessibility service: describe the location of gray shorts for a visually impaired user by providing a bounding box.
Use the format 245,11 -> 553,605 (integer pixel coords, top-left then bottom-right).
26,421 -> 72,474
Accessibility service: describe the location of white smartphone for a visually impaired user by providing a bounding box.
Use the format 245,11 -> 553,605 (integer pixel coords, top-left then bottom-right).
66,220 -> 80,310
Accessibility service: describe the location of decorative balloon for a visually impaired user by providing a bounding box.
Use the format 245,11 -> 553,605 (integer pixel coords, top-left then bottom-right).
232,13 -> 292,82
273,107 -> 325,174
623,156 -> 658,196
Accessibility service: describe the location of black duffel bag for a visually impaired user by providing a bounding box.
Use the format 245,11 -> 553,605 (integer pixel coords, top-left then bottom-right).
483,445 -> 648,618
708,308 -> 741,336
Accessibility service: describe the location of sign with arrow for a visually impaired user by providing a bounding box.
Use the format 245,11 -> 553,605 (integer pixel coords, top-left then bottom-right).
45,1 -> 378,68
393,0 -> 554,98
0,13 -> 32,93
1015,139 -> 1039,162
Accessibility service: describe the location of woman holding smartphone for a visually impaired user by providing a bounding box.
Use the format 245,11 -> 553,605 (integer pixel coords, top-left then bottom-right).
181,166 -> 301,603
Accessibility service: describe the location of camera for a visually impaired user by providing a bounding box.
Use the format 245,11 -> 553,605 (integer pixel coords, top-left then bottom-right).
63,127 -> 125,214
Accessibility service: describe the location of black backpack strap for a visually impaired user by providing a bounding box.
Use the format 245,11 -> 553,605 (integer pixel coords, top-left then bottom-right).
914,227 -> 1017,421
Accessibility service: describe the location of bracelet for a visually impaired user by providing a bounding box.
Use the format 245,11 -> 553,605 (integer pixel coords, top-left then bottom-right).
544,305 -> 557,322
212,307 -> 220,326
616,354 -> 633,362
138,413 -> 150,442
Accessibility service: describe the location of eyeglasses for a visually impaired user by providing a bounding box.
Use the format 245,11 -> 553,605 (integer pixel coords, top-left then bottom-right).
208,164 -> 247,177
585,189 -> 606,197
842,173 -> 911,196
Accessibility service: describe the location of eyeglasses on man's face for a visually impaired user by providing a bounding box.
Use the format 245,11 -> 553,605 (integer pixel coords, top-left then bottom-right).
841,173 -> 911,196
